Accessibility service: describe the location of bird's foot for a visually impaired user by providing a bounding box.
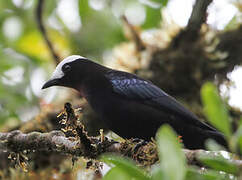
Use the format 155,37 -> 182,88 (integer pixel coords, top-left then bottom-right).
131,138 -> 148,153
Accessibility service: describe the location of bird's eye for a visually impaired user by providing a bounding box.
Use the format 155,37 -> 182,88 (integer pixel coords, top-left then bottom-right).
62,64 -> 71,73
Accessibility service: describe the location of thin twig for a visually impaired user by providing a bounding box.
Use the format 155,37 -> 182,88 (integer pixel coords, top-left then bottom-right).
36,0 -> 60,64
122,15 -> 146,51
187,0 -> 213,33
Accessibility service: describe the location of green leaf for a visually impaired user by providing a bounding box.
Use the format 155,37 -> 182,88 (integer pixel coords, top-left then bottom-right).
101,154 -> 150,180
44,0 -> 58,15
103,167 -> 133,180
238,120 -> 242,154
77,0 -> 125,58
161,0 -> 169,7
225,15 -> 239,30
199,155 -> 238,175
186,168 -> 229,180
151,0 -> 169,7
156,125 -> 186,180
231,119 -> 242,154
142,6 -> 161,29
239,137 -> 242,154
141,0 -> 169,7
151,165 -> 164,180
78,0 -> 91,19
201,82 -> 231,137
205,139 -> 226,151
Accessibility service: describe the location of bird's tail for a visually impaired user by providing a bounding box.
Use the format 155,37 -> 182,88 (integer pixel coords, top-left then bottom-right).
206,130 -> 229,150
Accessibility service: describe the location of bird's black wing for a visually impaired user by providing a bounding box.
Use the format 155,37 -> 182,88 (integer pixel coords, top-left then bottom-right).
106,70 -> 215,131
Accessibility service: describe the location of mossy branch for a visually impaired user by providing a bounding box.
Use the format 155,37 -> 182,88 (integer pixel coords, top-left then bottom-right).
1,130 -> 242,170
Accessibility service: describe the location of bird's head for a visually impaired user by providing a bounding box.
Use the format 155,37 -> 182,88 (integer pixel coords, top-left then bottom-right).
42,55 -> 97,90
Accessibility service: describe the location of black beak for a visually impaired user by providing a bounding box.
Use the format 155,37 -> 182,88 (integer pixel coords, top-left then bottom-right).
42,79 -> 60,89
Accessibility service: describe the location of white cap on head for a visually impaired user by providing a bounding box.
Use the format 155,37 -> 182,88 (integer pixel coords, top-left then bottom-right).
51,55 -> 86,80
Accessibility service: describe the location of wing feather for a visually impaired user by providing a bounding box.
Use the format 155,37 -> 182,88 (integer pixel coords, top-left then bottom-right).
106,70 -> 215,131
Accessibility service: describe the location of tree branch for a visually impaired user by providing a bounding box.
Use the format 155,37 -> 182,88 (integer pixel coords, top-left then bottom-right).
171,0 -> 213,48
0,130 -> 78,155
1,130 -> 242,169
2,103 -> 241,173
36,0 -> 60,64
122,15 -> 145,52
187,0 -> 212,34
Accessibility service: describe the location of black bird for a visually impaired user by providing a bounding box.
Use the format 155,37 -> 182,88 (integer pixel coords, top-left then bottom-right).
42,55 -> 227,149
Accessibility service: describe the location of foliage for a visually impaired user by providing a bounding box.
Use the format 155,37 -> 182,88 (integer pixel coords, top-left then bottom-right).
201,82 -> 232,138
101,155 -> 150,180
0,0 -> 167,128
0,47 -> 38,126
101,83 -> 242,180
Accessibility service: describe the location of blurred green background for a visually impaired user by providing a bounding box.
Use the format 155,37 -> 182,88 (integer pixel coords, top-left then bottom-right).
0,0 -> 241,130
0,0 -> 167,129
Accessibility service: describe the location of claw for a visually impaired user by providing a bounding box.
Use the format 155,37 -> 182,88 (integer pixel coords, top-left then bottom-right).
133,140 -> 148,153
131,138 -> 142,143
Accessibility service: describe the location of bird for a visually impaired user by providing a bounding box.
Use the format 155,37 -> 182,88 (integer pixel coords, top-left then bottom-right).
42,55 -> 227,149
